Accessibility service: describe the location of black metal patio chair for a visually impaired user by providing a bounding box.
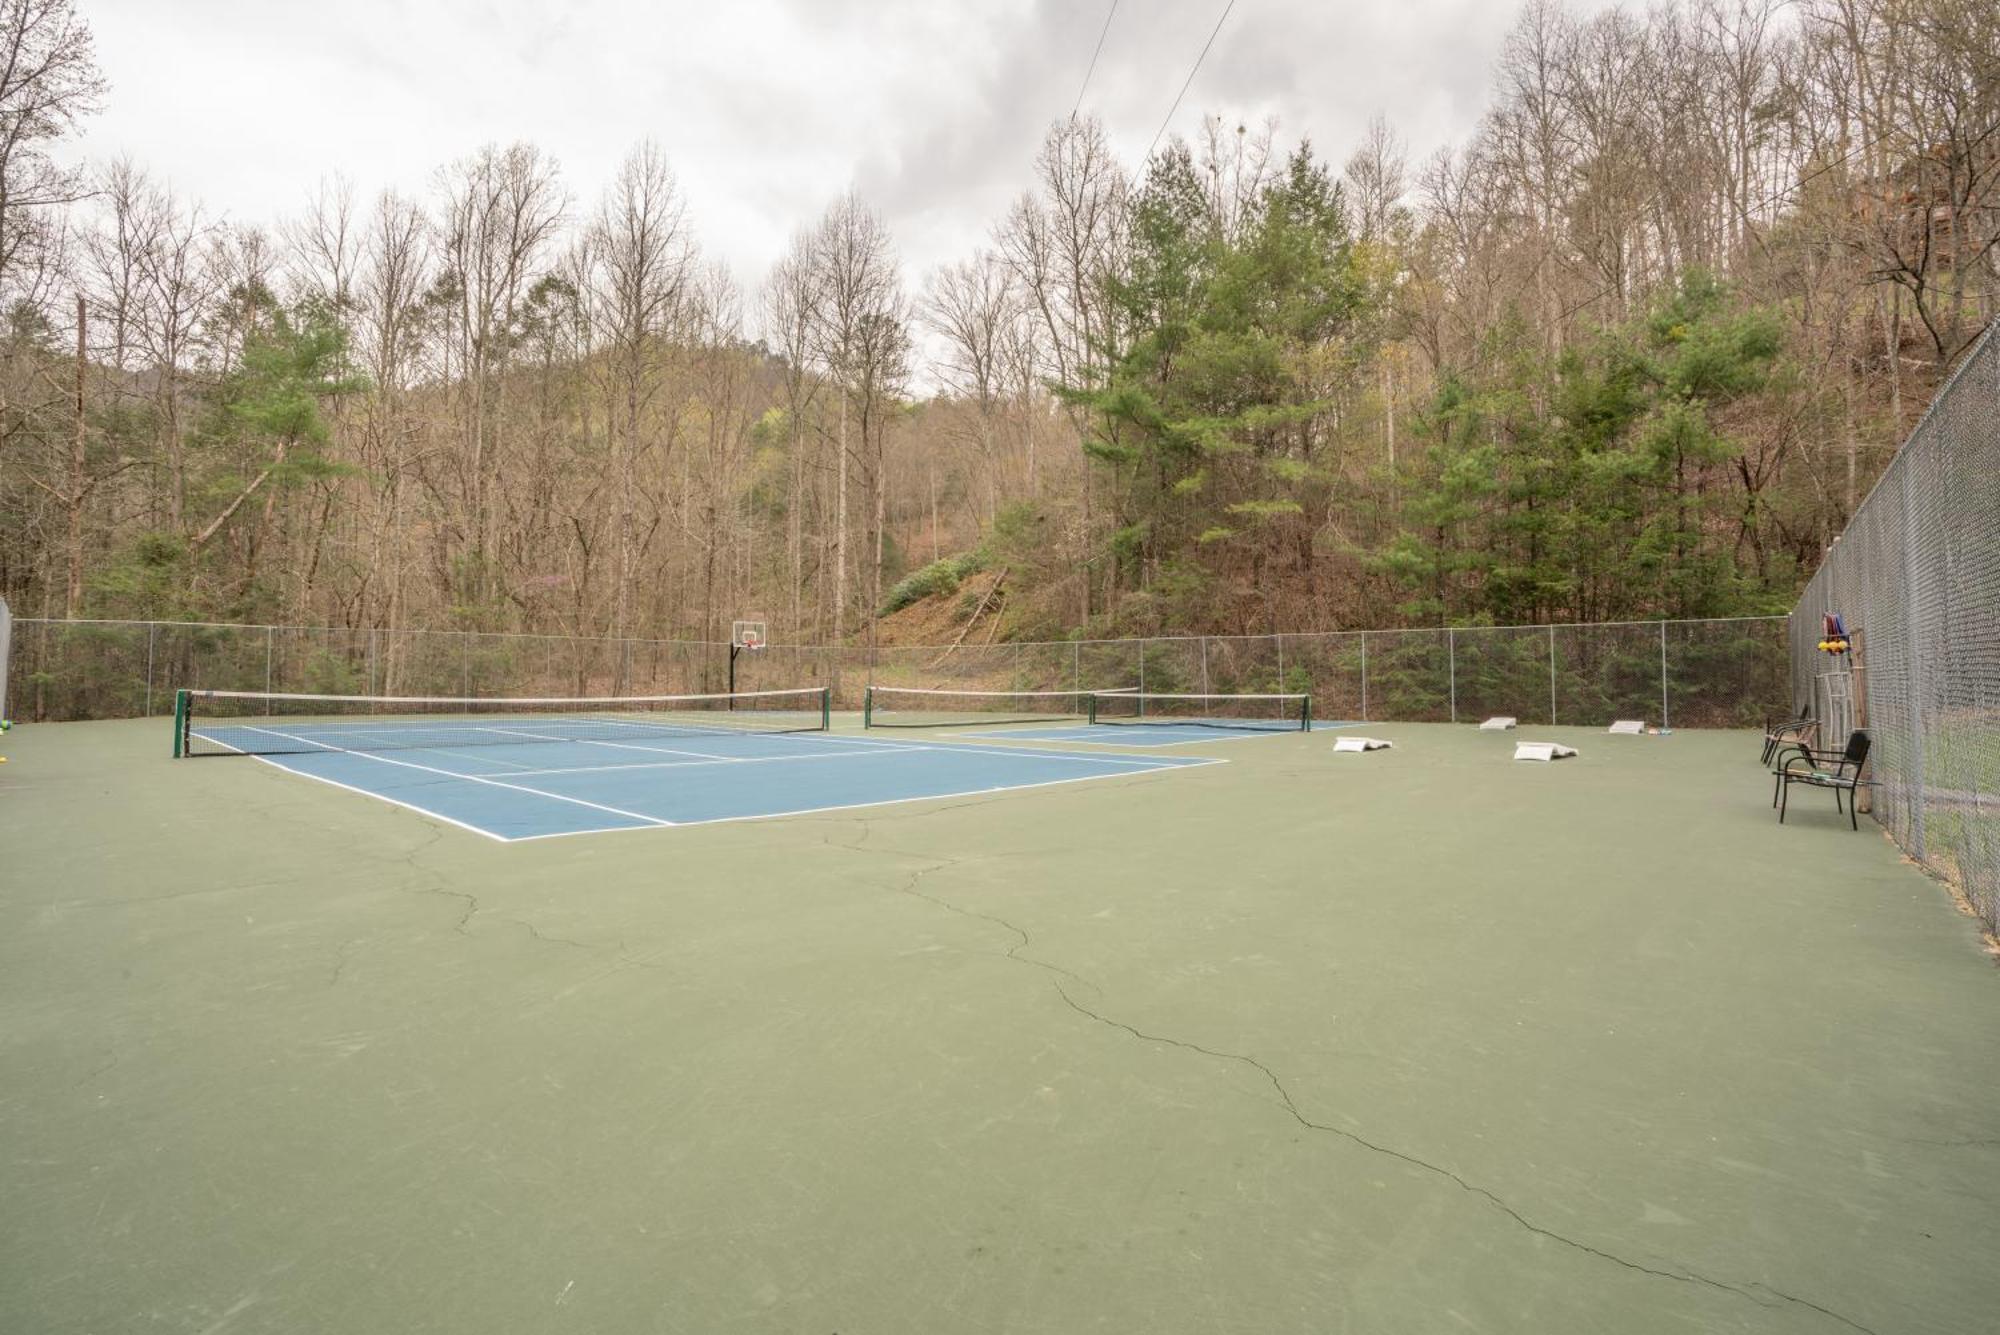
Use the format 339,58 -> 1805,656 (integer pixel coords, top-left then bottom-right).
1760,708 -> 1817,765
1772,729 -> 1871,830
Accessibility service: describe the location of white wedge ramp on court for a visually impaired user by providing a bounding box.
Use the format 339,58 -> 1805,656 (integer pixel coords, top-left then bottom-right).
1333,736 -> 1392,752
1607,719 -> 1647,734
1514,742 -> 1579,761
1479,717 -> 1518,730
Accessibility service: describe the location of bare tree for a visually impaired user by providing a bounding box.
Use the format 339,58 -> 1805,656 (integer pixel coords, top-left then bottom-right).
762,235 -> 826,637
0,0 -> 103,300
282,175 -> 361,309
1345,114 -> 1410,242
925,249 -> 1014,525
433,143 -> 567,613
589,141 -> 693,657
804,191 -> 908,641
996,114 -> 1129,620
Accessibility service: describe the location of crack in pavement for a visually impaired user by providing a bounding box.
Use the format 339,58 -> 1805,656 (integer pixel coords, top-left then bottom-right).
1050,986 -> 1879,1335
1898,1135 -> 2000,1149
817,815 -> 1876,1334
818,820 -> 1101,995
326,937 -> 359,987
375,824 -> 637,966
67,1055 -> 120,1091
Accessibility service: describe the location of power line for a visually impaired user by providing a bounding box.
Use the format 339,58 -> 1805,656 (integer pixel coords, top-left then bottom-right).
1071,0 -> 1120,120
1146,0 -> 1237,161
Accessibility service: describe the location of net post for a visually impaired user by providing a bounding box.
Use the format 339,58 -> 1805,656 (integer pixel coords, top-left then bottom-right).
171,688 -> 188,757
863,685 -> 873,728
821,686 -> 832,732
1300,694 -> 1312,732
1086,693 -> 1098,725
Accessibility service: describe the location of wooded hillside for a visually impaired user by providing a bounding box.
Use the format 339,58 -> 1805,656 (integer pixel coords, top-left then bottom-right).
2,0 -> 1995,646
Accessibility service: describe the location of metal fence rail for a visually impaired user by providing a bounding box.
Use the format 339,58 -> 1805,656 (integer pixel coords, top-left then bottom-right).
1791,320 -> 2000,934
7,613 -> 1788,733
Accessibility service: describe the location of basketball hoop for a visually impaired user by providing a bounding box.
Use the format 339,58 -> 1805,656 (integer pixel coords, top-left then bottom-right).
727,618 -> 768,705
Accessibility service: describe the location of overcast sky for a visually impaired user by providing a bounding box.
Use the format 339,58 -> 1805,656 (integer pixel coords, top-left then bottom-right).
76,0 -> 1616,320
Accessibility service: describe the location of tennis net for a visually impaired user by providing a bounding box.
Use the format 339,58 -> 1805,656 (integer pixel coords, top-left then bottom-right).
1087,691 -> 1311,732
173,687 -> 832,757
863,685 -> 1130,729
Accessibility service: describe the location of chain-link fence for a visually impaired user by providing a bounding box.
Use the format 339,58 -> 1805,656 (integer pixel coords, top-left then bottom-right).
1791,320 -> 2000,933
8,613 -> 1787,731
1,621 -> 744,722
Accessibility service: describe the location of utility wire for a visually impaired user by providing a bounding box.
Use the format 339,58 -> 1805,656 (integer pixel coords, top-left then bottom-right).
1071,0 -> 1120,119
1146,0 -> 1237,161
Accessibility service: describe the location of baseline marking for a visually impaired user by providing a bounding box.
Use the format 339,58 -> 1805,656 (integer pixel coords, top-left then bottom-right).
503,758 -> 1230,842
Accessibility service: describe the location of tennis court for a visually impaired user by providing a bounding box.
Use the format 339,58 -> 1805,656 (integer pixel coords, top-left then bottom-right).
7,713 -> 2000,1335
863,683 -> 1339,745
172,688 -> 1221,840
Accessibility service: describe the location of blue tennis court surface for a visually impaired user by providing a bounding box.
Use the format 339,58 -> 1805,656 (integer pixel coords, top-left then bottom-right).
224,729 -> 1221,840
951,720 -> 1362,746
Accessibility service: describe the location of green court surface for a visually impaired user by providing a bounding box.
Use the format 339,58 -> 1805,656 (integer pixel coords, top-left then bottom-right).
4,718 -> 1999,1334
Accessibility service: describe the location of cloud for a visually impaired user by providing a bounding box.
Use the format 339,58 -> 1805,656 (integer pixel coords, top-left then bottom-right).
72,0 -> 1622,331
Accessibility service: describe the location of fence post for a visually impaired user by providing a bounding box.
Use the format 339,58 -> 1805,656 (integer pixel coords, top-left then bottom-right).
1072,640 -> 1080,696
1447,628 -> 1457,724
1200,637 -> 1210,695
264,626 -> 275,708
1276,633 -> 1285,690
1547,624 -> 1557,725
145,622 -> 157,716
1899,462 -> 1928,857
1360,632 -> 1369,722
1659,622 -> 1669,732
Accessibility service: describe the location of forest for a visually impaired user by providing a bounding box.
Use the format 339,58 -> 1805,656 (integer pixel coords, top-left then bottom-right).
1,0 -> 1996,649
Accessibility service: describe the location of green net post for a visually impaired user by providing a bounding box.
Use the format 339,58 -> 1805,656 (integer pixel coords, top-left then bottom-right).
172,689 -> 189,757
1086,693 -> 1097,725
862,686 -> 872,728
822,687 -> 832,731
1301,695 -> 1312,732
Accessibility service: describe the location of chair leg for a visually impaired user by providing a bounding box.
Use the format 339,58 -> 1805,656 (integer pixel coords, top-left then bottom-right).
1779,777 -> 1789,823
1835,787 -> 1844,814
1773,771 -> 1782,808
1850,789 -> 1859,831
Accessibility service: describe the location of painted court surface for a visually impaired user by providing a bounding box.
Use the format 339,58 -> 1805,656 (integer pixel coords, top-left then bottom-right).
195,723 -> 1218,840
5,718 -> 2000,1333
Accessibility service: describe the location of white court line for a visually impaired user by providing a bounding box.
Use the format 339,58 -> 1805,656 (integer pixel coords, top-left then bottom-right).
505,746 -> 931,778
501,757 -> 1231,842
393,743 -> 547,771
941,725 -> 1342,749
786,731 -> 1200,769
496,735 -> 1185,778
228,724 -> 677,829
206,723 -> 1223,843
247,756 -> 514,842
469,725 -> 734,760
